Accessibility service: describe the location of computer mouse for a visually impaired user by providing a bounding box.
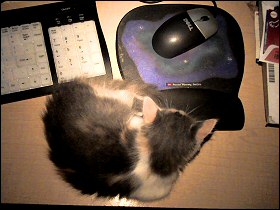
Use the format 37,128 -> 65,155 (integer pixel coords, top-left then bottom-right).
152,8 -> 218,58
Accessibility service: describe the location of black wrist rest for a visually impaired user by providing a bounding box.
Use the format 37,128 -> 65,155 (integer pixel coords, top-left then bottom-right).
160,88 -> 245,131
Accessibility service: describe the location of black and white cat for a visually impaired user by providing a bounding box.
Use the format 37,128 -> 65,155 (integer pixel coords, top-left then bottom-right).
42,78 -> 218,201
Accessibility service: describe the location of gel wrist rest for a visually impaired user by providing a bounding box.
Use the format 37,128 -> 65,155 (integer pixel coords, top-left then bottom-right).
160,88 -> 245,131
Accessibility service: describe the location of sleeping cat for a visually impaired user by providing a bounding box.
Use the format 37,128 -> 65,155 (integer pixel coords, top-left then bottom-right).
42,77 -> 218,201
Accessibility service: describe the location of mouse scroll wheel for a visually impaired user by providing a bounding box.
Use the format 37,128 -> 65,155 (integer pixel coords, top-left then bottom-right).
195,16 -> 210,22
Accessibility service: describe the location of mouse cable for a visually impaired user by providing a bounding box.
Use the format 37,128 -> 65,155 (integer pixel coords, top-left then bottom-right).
211,1 -> 218,17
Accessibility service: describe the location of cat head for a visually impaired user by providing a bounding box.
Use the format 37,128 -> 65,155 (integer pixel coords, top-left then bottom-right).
142,96 -> 218,141
137,97 -> 218,175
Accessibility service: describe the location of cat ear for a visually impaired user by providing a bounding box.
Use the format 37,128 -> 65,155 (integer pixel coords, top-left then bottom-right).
142,97 -> 159,123
194,119 -> 218,143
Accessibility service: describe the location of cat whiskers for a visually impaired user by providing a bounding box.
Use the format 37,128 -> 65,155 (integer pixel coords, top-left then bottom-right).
163,98 -> 173,109
185,104 -> 203,116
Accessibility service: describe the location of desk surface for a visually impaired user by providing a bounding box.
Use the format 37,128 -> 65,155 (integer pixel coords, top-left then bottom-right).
1,1 -> 279,208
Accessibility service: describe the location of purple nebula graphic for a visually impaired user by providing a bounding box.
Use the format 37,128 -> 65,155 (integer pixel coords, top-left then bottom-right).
121,14 -> 238,90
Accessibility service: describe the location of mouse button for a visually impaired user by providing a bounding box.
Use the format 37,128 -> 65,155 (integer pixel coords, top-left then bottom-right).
187,8 -> 218,39
187,8 -> 212,22
194,16 -> 218,39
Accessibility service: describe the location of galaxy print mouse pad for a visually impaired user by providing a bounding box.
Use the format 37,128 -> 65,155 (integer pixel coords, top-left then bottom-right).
116,4 -> 245,130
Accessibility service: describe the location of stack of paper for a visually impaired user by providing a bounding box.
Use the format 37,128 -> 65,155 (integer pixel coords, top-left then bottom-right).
255,1 -> 279,127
